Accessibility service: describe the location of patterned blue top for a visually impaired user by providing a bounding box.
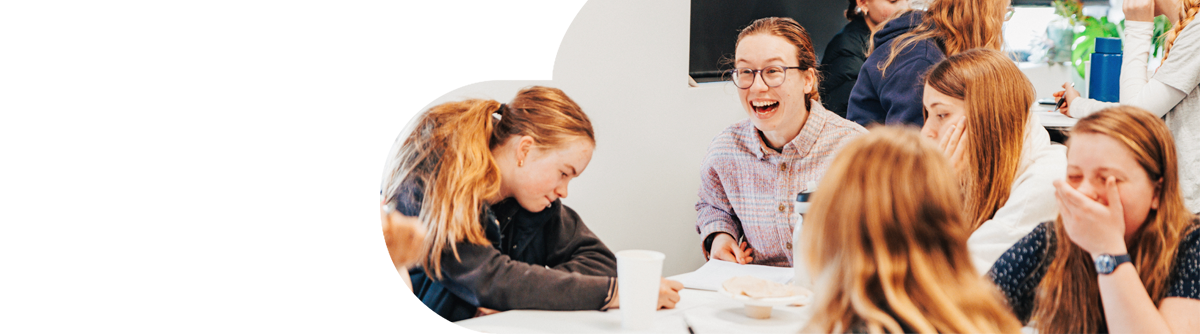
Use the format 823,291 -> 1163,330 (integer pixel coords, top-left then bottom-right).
988,220 -> 1200,322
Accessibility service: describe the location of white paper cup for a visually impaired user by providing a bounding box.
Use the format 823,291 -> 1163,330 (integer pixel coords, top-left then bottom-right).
616,250 -> 664,331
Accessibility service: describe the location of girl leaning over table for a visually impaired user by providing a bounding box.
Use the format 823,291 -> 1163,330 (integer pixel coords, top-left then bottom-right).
801,127 -> 1022,334
1057,0 -> 1200,214
989,106 -> 1200,333
380,86 -> 682,322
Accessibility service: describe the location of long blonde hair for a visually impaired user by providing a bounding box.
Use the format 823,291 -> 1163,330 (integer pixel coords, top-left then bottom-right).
924,48 -> 1034,232
1031,106 -> 1196,333
380,86 -> 594,278
1162,0 -> 1200,63
802,127 -> 1022,334
879,0 -> 1006,77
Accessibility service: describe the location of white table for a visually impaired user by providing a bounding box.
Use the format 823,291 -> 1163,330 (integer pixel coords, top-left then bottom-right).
1032,104 -> 1078,130
456,277 -> 813,333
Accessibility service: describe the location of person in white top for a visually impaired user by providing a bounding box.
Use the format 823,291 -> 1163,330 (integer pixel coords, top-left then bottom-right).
921,49 -> 1068,273
1058,0 -> 1200,213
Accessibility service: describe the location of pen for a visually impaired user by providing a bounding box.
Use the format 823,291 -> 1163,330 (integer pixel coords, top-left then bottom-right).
1055,82 -> 1075,111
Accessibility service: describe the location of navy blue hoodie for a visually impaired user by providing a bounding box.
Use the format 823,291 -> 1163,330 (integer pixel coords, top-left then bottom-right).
846,11 -> 944,127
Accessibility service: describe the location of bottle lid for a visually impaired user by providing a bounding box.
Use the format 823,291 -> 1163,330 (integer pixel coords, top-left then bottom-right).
1094,37 -> 1122,54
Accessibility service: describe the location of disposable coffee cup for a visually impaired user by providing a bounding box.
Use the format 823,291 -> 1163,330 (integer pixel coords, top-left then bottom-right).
616,250 -> 664,331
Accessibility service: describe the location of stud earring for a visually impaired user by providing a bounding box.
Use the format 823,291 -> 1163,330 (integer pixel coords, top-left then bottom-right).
518,160 -> 524,167
856,6 -> 866,15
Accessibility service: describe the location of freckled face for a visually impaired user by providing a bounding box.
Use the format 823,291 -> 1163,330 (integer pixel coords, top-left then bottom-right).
920,84 -> 967,142
506,139 -> 594,212
734,33 -> 815,134
1065,133 -> 1160,239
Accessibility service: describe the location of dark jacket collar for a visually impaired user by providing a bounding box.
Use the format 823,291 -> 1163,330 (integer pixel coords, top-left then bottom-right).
490,197 -> 560,230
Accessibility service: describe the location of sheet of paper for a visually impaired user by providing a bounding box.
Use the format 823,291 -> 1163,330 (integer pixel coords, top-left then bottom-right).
669,259 -> 794,291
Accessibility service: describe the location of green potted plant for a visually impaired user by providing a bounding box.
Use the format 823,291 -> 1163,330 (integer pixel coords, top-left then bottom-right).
1054,0 -> 1172,78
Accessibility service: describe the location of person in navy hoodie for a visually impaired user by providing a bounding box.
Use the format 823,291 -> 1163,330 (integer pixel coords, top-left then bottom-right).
846,0 -> 1012,126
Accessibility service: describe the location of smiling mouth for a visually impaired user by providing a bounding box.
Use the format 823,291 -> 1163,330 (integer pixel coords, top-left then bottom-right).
751,100 -> 779,117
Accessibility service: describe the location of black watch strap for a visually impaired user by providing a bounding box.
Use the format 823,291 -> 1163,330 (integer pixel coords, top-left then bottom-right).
1095,253 -> 1132,275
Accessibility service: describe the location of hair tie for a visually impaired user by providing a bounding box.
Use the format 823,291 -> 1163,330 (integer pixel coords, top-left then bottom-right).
492,103 -> 506,120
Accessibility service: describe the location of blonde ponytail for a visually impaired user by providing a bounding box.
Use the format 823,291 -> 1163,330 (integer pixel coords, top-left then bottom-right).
1162,0 -> 1200,64
383,99 -> 503,278
381,86 -> 594,279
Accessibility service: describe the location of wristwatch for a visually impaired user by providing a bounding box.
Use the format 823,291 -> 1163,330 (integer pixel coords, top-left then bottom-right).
1094,253 -> 1132,275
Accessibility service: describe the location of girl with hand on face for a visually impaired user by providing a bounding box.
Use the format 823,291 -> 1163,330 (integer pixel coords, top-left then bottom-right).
802,127 -> 1022,334
990,106 -> 1200,333
383,86 -> 682,322
1055,0 -> 1200,214
696,17 -> 867,267
847,0 -> 1012,127
820,0 -> 909,118
921,49 -> 1067,273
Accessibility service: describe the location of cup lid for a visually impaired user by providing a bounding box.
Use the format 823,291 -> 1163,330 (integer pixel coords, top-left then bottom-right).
1095,37 -> 1121,54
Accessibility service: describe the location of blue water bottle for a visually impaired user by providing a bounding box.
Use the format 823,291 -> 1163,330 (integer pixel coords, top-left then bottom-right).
1089,37 -> 1122,103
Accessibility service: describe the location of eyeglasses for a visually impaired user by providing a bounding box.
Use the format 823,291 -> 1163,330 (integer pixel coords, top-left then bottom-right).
1005,6 -> 1015,21
728,65 -> 805,89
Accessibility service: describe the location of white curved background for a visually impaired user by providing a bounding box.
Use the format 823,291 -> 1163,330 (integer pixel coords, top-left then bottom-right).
1,0 -> 748,332
424,0 -> 747,276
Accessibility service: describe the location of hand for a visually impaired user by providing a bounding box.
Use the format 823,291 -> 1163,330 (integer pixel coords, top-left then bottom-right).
474,307 -> 501,317
1054,178 -> 1129,258
657,278 -> 684,309
604,278 -> 686,310
1053,82 -> 1081,117
936,117 -> 968,177
381,202 -> 427,268
1123,0 -> 1155,22
709,233 -> 754,264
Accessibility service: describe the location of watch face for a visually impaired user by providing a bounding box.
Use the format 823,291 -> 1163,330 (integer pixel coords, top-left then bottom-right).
1095,254 -> 1116,274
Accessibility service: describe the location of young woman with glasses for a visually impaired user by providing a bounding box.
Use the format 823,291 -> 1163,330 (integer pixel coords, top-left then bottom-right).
383,86 -> 682,321
846,0 -> 1011,127
695,17 -> 867,267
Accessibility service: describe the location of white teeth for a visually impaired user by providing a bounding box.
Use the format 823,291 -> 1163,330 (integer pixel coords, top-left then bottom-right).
752,101 -> 778,107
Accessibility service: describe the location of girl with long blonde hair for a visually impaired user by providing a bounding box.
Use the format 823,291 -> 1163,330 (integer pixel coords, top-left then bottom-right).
846,0 -> 1010,126
1057,0 -> 1200,214
802,127 -> 1021,334
990,106 -> 1200,333
381,86 -> 682,321
921,48 -> 1067,273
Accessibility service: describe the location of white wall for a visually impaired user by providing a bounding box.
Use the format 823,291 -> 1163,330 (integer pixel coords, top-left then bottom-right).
419,0 -> 745,275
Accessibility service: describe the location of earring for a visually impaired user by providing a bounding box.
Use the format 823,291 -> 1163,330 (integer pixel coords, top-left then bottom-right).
518,160 -> 524,167
856,6 -> 866,15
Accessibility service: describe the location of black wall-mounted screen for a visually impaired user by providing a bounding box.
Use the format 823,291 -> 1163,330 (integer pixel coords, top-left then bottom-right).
689,0 -> 847,82
689,0 -> 1112,82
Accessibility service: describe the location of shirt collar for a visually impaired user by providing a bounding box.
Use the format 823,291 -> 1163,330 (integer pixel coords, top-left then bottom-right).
750,100 -> 830,159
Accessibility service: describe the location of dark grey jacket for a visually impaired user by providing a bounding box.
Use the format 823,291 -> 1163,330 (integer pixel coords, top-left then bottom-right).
820,18 -> 871,118
401,183 -> 617,322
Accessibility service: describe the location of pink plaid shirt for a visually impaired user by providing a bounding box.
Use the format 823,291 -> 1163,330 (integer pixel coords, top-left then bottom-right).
696,103 -> 867,267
